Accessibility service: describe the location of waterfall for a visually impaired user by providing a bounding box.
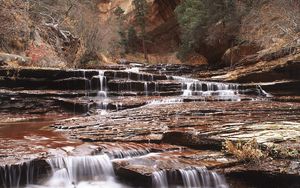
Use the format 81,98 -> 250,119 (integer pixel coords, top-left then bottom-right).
116,103 -> 123,111
152,167 -> 228,188
172,76 -> 239,99
106,148 -> 150,159
183,82 -> 193,97
0,160 -> 46,188
81,70 -> 91,97
152,170 -> 168,188
97,101 -> 108,111
44,155 -> 114,187
0,164 -> 22,188
179,167 -> 228,188
257,85 -> 273,97
144,82 -> 148,96
126,67 -> 140,73
97,71 -> 107,98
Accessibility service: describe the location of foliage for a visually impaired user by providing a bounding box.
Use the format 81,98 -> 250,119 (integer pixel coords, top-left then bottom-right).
223,139 -> 265,163
114,6 -> 125,18
114,6 -> 127,56
175,0 -> 239,61
127,26 -> 138,53
174,0 -> 206,60
174,0 -> 269,62
132,0 -> 148,61
132,0 -> 148,34
118,31 -> 128,56
269,145 -> 300,159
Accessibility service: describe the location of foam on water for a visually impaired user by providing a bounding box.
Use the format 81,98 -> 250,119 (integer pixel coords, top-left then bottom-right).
148,98 -> 184,105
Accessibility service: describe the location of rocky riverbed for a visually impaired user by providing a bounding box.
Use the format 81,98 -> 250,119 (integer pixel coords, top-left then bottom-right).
0,63 -> 299,188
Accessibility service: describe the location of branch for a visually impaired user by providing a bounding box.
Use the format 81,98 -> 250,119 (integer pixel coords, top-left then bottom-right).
39,12 -> 57,25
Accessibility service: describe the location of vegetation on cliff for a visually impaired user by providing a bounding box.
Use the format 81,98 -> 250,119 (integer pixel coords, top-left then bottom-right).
0,0 -> 299,67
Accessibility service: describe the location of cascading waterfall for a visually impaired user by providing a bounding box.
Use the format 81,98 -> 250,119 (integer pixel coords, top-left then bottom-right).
183,82 -> 193,97
257,85 -> 273,97
44,155 -> 115,187
126,67 -> 140,73
172,76 -> 239,100
0,160 -> 44,188
95,70 -> 108,114
0,164 -> 23,188
97,70 -> 107,98
97,101 -> 109,111
152,167 -> 228,188
179,167 -> 228,188
81,70 -> 91,97
106,148 -> 150,159
144,82 -> 148,96
152,170 -> 168,188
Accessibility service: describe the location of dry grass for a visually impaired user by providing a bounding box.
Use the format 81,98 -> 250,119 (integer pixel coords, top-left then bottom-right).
223,139 -> 265,163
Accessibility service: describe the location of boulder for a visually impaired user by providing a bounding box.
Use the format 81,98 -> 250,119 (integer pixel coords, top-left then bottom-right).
222,44 -> 261,66
0,52 -> 29,66
238,46 -> 299,66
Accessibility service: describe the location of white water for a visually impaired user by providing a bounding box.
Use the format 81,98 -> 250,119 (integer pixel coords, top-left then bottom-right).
0,161 -> 38,188
172,76 -> 240,100
152,167 -> 228,188
144,82 -> 148,96
25,155 -> 129,188
257,85 -> 273,97
0,165 -> 22,188
126,67 -> 140,73
47,155 -> 113,184
148,98 -> 184,105
152,170 -> 168,188
97,70 -> 107,98
2,152 -> 229,188
81,70 -> 91,97
105,148 -> 150,159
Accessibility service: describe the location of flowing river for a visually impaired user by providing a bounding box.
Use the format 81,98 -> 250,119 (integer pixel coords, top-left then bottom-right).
0,64 -> 299,188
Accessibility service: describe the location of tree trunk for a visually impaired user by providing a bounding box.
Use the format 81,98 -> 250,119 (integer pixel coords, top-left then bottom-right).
142,36 -> 148,62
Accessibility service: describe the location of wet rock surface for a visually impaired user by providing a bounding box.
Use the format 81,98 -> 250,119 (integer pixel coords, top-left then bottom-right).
51,99 -> 300,181
203,57 -> 300,95
0,63 -> 300,187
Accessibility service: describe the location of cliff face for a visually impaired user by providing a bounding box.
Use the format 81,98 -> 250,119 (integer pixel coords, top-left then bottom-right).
1,0 -> 299,70
97,0 -> 181,54
146,0 -> 181,54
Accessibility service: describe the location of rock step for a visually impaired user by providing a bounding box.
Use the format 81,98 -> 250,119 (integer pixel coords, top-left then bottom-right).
55,98 -> 148,113
0,68 -> 168,90
105,71 -> 167,81
0,159 -> 50,187
113,149 -> 236,187
140,64 -> 206,75
240,80 -> 300,96
107,80 -> 181,92
0,141 -> 238,188
0,68 -> 167,81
